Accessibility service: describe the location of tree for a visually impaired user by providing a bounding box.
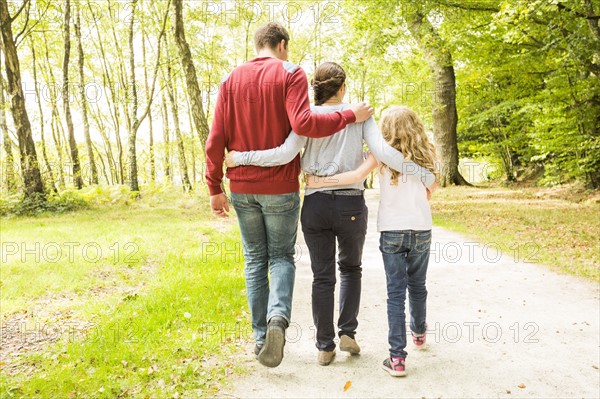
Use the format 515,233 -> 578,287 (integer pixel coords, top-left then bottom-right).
160,87 -> 172,182
403,3 -> 470,186
440,0 -> 599,186
88,0 -> 123,184
74,1 -> 98,185
126,0 -> 140,191
30,36 -> 57,192
62,0 -> 83,189
342,1 -> 470,186
0,59 -> 16,192
41,29 -> 66,189
0,0 -> 44,197
141,21 -> 156,183
172,0 -> 210,149
164,38 -> 192,192
124,0 -> 169,192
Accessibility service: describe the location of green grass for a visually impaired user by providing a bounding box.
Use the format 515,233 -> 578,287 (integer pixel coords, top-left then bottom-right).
0,186 -> 248,398
430,185 -> 600,281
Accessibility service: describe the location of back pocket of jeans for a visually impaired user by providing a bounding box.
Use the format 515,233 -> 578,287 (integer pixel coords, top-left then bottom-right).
415,232 -> 432,253
339,210 -> 364,222
380,234 -> 404,254
264,193 -> 299,213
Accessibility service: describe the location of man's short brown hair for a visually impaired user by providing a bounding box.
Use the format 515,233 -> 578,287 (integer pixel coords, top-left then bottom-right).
254,22 -> 289,51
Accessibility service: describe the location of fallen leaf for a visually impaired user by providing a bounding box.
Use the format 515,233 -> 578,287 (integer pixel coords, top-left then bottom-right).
518,383 -> 526,389
592,365 -> 599,370
343,380 -> 352,392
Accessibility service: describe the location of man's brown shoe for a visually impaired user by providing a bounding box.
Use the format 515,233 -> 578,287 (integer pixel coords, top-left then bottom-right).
317,350 -> 336,366
257,316 -> 286,368
339,335 -> 361,354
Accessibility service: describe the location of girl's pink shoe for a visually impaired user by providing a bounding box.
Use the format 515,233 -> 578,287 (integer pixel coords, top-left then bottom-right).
382,356 -> 406,377
411,324 -> 427,347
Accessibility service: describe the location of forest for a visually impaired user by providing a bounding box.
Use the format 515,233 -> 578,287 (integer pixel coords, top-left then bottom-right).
2,2 -> 599,397
1,0 -> 599,201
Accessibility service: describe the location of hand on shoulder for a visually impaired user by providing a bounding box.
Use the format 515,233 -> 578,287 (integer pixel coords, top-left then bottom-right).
350,102 -> 374,123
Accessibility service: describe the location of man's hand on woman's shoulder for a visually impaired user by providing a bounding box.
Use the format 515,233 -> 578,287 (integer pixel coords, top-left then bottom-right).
350,102 -> 374,123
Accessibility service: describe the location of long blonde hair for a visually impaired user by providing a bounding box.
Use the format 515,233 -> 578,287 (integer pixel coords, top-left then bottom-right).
379,106 -> 438,185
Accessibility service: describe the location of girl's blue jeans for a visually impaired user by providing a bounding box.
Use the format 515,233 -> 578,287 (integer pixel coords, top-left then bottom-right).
379,229 -> 431,358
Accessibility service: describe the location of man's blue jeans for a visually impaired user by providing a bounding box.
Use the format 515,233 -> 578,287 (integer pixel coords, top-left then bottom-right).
379,230 -> 431,358
231,192 -> 300,345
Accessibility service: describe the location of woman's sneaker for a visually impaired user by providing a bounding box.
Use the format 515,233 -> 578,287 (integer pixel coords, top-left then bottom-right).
382,357 -> 406,377
411,324 -> 427,348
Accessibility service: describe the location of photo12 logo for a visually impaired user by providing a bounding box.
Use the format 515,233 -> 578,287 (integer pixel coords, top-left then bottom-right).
429,241 -> 540,264
1,241 -> 141,264
198,1 -> 340,24
426,321 -> 540,344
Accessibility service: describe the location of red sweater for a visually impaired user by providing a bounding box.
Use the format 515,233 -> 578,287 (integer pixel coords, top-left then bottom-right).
205,57 -> 356,195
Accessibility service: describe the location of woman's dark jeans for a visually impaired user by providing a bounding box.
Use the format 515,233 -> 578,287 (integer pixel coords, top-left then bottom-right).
301,191 -> 368,352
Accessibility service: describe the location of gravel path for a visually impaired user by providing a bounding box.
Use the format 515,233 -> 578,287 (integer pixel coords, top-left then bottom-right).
228,190 -> 600,398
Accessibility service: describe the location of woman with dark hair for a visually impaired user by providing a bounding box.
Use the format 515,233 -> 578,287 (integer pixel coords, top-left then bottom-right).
226,62 -> 436,366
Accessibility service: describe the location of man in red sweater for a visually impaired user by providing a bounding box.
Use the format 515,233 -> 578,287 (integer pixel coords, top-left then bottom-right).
205,22 -> 373,368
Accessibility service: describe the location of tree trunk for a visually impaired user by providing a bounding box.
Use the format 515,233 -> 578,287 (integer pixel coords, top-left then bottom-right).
142,25 -> 155,183
126,0 -> 139,192
123,0 -> 169,191
165,60 -> 192,192
88,1 -> 124,184
172,0 -> 210,149
0,0 -> 44,197
161,89 -> 172,182
205,40 -> 213,120
30,37 -> 57,193
404,8 -> 470,186
41,30 -> 66,189
62,0 -> 83,189
75,2 -> 98,185
51,102 -> 66,189
0,58 -> 16,192
107,0 -> 128,185
186,92 -> 196,183
93,142 -> 110,185
90,101 -> 116,184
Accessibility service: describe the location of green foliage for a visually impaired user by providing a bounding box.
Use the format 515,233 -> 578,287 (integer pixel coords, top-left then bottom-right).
0,190 -> 89,216
78,185 -> 142,206
0,184 -> 193,216
449,0 -> 600,186
2,0 -> 599,195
